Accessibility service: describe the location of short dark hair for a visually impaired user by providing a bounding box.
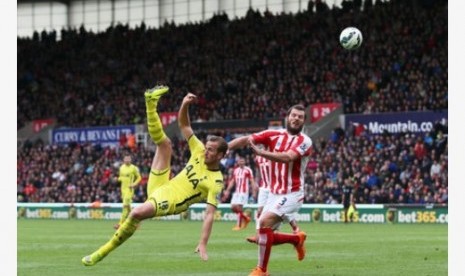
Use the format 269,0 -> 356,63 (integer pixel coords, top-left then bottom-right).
287,104 -> 306,119
207,135 -> 228,155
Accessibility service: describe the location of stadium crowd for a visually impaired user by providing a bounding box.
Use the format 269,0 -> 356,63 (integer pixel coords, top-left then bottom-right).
17,120 -> 448,205
17,0 -> 448,206
17,0 -> 447,129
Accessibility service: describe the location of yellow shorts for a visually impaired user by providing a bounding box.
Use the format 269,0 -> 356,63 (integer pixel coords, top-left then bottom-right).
147,181 -> 201,218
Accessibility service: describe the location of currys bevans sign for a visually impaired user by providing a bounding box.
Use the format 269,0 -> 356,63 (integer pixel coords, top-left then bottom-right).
345,111 -> 447,135
52,125 -> 136,147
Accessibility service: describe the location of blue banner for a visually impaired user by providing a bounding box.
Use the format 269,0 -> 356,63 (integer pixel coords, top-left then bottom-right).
52,125 -> 136,146
345,111 -> 447,135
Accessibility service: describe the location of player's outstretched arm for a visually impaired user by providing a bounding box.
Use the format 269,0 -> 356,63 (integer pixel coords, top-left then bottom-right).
178,93 -> 197,141
195,204 -> 216,261
228,135 -> 250,150
249,140 -> 298,163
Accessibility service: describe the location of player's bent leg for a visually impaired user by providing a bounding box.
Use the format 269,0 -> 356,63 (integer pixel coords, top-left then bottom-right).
145,85 -> 169,144
82,215 -> 141,266
152,135 -> 172,163
147,139 -> 172,195
82,203 -> 155,266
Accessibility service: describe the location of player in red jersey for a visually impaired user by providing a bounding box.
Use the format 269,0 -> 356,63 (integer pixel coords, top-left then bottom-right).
223,157 -> 256,230
246,154 -> 301,243
229,104 -> 312,276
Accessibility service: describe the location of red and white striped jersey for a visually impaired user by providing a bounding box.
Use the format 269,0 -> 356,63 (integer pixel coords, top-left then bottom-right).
252,129 -> 312,194
254,155 -> 271,190
232,166 -> 254,193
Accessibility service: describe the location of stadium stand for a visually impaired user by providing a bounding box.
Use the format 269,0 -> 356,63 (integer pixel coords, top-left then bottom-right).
17,0 -> 447,205
18,0 -> 447,129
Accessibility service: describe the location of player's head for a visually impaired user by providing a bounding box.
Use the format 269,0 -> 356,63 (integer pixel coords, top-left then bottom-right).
237,157 -> 245,167
123,154 -> 132,165
204,135 -> 228,166
286,104 -> 306,135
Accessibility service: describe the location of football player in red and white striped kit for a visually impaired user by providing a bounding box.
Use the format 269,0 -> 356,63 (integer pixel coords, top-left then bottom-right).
229,104 -> 311,276
223,156 -> 256,230
246,154 -> 301,243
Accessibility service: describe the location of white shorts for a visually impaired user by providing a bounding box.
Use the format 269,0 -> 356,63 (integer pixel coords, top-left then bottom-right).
231,192 -> 248,205
257,187 -> 270,207
262,191 -> 304,222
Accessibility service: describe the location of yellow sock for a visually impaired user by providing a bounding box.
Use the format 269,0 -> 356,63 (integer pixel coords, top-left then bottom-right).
119,205 -> 131,225
97,216 -> 140,258
146,100 -> 167,144
147,168 -> 170,196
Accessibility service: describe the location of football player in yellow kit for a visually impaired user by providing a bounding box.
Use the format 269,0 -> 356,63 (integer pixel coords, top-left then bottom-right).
82,87 -> 227,266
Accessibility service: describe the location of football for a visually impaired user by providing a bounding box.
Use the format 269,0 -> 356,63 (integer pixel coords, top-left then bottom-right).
339,27 -> 363,50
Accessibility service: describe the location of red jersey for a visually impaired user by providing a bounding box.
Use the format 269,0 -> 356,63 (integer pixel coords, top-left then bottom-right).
232,166 -> 254,193
255,155 -> 271,190
252,129 -> 312,194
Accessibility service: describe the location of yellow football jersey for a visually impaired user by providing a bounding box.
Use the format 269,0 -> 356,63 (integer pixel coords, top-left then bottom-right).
118,163 -> 141,194
148,135 -> 224,216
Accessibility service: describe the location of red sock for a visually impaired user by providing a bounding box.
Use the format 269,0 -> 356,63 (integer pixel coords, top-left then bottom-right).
257,228 -> 273,272
273,232 -> 299,245
239,211 -> 249,220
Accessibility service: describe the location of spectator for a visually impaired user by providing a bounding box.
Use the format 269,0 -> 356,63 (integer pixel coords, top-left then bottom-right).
17,0 -> 447,129
119,133 -> 128,148
127,131 -> 136,150
430,159 -> 442,179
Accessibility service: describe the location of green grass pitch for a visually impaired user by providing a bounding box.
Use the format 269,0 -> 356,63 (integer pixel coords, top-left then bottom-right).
17,219 -> 447,276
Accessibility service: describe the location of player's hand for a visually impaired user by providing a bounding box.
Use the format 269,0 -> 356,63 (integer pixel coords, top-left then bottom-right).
248,141 -> 262,155
182,93 -> 198,105
195,244 -> 208,261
